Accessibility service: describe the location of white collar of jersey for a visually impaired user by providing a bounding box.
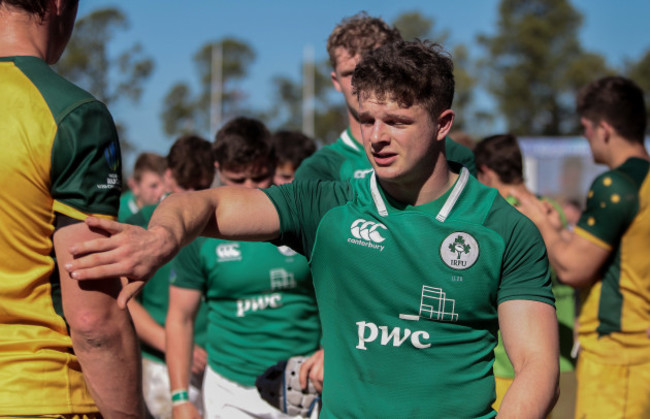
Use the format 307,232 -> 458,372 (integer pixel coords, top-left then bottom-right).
370,167 -> 469,221
340,129 -> 361,152
128,196 -> 139,213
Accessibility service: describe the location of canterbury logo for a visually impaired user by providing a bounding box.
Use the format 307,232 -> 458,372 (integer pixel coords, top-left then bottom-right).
216,243 -> 241,260
350,219 -> 387,243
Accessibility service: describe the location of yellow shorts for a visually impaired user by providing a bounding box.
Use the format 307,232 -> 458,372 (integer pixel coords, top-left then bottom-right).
576,352 -> 650,418
492,376 -> 513,412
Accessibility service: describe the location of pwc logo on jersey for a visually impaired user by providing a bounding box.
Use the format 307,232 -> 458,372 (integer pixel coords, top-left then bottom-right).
216,243 -> 242,261
347,218 -> 387,252
357,285 -> 459,351
440,232 -> 479,270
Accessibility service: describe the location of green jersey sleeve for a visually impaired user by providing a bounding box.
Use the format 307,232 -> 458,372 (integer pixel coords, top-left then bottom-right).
262,180 -> 353,258
171,239 -> 207,292
50,100 -> 122,217
486,199 -> 554,305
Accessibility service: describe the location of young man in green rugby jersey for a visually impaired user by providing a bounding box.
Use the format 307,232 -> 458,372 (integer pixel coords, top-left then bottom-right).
67,40 -> 559,418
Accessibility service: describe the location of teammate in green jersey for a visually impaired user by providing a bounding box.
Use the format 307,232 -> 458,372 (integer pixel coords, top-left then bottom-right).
474,134 -> 577,418
165,117 -> 320,419
126,135 -> 215,419
119,152 -> 168,222
295,12 -> 476,185
67,40 -> 559,418
511,76 -> 650,419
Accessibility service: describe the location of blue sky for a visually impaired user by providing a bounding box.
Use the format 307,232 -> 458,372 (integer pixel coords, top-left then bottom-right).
76,1 -> 650,160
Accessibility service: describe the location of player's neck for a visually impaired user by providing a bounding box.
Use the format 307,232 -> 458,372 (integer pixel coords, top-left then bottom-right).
379,157 -> 457,207
607,140 -> 649,168
0,13 -> 49,60
348,116 -> 363,147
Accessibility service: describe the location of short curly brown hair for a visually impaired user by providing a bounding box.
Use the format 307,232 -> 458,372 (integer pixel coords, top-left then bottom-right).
326,12 -> 401,69
352,39 -> 454,120
167,135 -> 215,191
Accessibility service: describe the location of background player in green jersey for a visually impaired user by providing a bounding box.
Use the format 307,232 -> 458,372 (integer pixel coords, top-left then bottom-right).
294,12 -> 476,184
67,40 -> 559,418
119,152 -> 168,222
512,76 -> 650,419
126,135 -> 215,419
474,134 -> 577,418
0,0 -> 144,417
166,117 -> 320,419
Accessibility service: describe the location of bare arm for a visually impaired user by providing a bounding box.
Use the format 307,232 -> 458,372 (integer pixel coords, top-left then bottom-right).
166,286 -> 203,419
65,187 -> 280,304
497,300 -> 559,418
128,299 -> 166,353
54,221 -> 145,418
510,189 -> 610,288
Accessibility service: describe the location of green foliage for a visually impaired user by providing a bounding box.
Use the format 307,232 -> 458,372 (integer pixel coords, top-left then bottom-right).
161,38 -> 256,138
393,11 -> 449,44
265,59 -> 345,144
391,11 -> 477,134
478,0 -> 612,135
55,7 -> 154,151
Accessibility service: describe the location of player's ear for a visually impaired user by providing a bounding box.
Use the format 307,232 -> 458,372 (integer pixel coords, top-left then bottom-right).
436,109 -> 455,141
331,71 -> 342,92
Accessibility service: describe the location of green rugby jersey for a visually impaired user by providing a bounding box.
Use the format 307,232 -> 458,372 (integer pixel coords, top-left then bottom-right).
264,166 -> 554,418
172,238 -> 321,386
294,128 -> 477,181
118,190 -> 138,222
126,204 -> 209,363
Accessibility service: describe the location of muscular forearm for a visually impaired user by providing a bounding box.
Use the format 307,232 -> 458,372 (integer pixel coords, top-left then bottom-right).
71,306 -> 145,418
149,190 -> 218,249
166,312 -> 196,391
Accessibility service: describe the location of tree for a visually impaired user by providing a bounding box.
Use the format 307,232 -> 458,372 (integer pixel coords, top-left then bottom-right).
392,11 -> 477,133
264,59 -> 346,144
161,38 -> 255,139
478,0 -> 612,136
56,7 -> 154,151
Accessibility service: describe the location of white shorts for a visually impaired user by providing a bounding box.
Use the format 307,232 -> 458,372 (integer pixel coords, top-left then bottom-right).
203,365 -> 315,419
142,357 -> 203,419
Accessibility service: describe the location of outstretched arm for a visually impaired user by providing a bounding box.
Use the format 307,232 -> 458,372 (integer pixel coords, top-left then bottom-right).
496,299 -> 559,418
54,221 -> 145,418
65,187 -> 280,305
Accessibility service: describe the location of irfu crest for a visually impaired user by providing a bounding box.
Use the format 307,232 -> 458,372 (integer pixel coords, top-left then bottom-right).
440,232 -> 479,270
449,235 -> 471,260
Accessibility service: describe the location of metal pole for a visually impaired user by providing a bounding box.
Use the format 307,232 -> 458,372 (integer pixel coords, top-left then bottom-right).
210,42 -> 223,138
302,45 -> 315,137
